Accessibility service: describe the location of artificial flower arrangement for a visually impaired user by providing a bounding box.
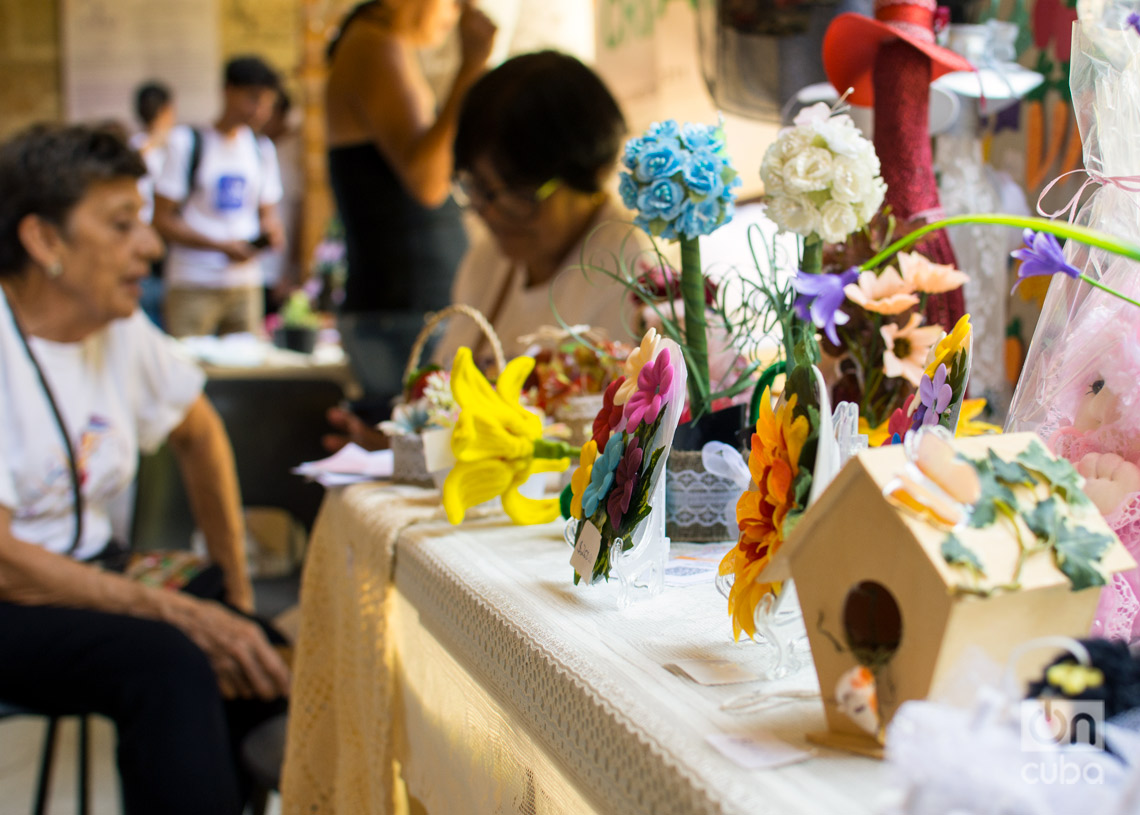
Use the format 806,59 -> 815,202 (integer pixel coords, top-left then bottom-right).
442,347 -> 577,526
516,326 -> 629,418
378,364 -> 457,439
565,328 -> 688,584
615,118 -> 757,422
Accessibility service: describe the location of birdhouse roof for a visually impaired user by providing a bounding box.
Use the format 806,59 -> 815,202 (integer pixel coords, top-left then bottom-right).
769,432 -> 1134,595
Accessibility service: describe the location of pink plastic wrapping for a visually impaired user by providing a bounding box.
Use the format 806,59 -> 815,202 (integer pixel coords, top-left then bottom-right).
1006,18 -> 1140,642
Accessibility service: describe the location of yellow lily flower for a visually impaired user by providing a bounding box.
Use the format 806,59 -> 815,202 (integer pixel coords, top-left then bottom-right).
859,416 -> 892,448
924,314 -> 972,379
569,439 -> 598,520
443,347 -> 570,525
955,398 -> 1002,437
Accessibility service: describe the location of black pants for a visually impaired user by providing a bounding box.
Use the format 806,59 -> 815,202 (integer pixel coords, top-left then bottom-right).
0,595 -> 285,814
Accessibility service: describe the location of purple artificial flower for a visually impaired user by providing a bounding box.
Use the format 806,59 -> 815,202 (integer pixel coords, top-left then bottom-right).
917,363 -> 953,428
624,349 -> 674,429
792,266 -> 859,345
1010,229 -> 1082,291
607,436 -> 644,530
1127,12 -> 1140,35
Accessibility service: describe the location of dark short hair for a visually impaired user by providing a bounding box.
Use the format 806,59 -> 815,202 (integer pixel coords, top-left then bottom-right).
224,55 -> 280,91
0,124 -> 146,277
455,51 -> 626,195
135,81 -> 172,126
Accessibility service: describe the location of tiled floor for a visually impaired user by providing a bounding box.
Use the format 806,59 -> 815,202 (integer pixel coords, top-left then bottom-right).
0,714 -> 283,814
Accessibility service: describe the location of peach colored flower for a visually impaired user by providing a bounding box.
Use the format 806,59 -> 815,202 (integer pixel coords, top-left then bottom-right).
897,251 -> 969,294
844,266 -> 919,315
614,328 -> 661,406
881,313 -> 943,386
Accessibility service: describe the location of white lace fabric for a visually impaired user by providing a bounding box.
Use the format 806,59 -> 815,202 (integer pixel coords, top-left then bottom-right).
283,485 -> 888,814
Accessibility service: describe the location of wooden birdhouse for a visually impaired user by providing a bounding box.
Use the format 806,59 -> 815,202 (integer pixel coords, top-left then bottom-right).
776,431 -> 1136,757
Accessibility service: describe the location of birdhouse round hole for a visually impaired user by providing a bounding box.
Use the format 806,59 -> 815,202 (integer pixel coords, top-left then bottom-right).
842,581 -> 902,667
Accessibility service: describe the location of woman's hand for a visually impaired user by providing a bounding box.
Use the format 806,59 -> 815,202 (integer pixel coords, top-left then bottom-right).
167,593 -> 291,700
457,4 -> 496,76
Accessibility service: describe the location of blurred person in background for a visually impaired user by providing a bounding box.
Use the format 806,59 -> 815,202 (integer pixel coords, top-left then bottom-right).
324,0 -> 495,422
130,80 -> 177,327
153,56 -> 285,338
259,89 -> 304,315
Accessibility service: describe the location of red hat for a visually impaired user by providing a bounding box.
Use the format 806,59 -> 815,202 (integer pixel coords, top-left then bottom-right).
823,0 -> 974,107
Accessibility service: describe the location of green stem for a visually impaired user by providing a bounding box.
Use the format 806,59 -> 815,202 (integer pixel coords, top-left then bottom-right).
861,214 -> 1140,270
533,439 -> 580,460
1080,274 -> 1140,309
680,236 -> 711,420
786,236 -> 823,368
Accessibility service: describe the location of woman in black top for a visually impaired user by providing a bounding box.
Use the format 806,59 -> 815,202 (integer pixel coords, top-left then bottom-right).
325,0 -> 495,419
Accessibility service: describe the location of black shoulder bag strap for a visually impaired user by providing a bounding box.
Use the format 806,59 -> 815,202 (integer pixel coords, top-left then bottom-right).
7,303 -> 84,556
186,126 -> 203,199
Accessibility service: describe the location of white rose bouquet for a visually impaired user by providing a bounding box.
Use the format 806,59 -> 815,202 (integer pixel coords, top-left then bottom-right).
761,103 -> 886,245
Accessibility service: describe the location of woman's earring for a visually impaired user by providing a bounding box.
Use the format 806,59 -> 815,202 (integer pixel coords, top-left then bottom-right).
46,261 -> 62,278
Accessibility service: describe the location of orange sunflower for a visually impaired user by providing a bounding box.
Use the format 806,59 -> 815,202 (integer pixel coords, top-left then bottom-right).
718,387 -> 809,640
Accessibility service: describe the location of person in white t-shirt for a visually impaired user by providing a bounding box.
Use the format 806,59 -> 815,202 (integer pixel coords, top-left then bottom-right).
129,80 -> 176,328
0,124 -> 289,815
154,56 -> 285,338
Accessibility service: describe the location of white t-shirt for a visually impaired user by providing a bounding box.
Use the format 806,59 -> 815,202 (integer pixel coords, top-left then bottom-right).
0,292 -> 205,560
155,124 -> 283,290
129,131 -> 169,225
435,199 -> 652,363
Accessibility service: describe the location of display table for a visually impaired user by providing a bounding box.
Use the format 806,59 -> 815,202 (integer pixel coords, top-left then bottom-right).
281,483 -> 889,815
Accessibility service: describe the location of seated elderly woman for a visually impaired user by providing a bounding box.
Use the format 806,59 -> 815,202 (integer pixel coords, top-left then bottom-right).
0,125 -> 289,815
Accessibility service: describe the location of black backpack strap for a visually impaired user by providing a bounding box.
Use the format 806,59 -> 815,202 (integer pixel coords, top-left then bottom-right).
186,127 -> 202,200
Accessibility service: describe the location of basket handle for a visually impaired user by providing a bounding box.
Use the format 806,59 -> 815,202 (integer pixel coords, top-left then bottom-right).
404,303 -> 506,384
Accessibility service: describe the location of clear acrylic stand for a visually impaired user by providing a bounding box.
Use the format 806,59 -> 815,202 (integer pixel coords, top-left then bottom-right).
610,477 -> 670,609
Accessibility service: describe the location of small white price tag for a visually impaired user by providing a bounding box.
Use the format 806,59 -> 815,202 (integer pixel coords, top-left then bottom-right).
666,659 -> 760,686
421,427 -> 456,472
569,521 -> 602,581
705,733 -> 812,770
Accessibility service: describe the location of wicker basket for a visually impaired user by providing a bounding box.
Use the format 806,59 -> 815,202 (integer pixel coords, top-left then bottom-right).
390,305 -> 504,487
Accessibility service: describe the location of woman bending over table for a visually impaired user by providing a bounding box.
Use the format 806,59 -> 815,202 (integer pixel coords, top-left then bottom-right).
0,124 -> 289,815
324,51 -> 649,449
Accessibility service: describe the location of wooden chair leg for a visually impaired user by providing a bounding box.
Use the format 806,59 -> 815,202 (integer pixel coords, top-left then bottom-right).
32,717 -> 58,815
77,716 -> 90,815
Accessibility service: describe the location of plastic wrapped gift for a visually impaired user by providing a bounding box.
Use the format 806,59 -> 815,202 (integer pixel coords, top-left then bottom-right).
1006,18 -> 1140,643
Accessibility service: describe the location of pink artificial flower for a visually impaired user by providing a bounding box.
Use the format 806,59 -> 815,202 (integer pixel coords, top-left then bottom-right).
844,266 -> 919,315
624,348 -> 674,429
881,313 -> 944,386
607,436 -> 644,530
897,251 -> 969,295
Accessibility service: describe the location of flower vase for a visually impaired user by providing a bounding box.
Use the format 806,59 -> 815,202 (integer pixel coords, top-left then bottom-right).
715,573 -> 810,680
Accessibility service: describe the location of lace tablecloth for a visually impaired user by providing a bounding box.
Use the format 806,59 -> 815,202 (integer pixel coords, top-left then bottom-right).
280,483 -> 447,815
283,484 -> 888,814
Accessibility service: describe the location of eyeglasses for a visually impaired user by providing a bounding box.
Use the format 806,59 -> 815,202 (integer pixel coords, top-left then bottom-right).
453,172 -> 560,222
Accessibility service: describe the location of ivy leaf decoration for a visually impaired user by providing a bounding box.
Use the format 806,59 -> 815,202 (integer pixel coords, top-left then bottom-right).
969,457 -> 1019,528
988,449 -> 1035,487
942,533 -> 985,576
1024,496 -> 1062,543
1017,441 -> 1091,506
1053,522 -> 1112,591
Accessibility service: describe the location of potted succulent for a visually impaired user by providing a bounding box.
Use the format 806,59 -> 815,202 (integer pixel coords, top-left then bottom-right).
275,290 -> 320,354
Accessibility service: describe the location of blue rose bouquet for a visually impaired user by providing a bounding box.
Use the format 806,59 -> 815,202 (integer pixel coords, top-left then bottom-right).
619,119 -> 742,420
